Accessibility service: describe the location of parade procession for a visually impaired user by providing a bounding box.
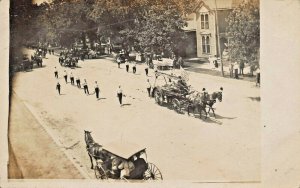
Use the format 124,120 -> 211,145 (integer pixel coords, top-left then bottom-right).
8,0 -> 260,182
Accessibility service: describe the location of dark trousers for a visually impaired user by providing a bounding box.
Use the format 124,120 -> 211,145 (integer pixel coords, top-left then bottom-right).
54,71 -> 58,78
117,93 -> 122,104
118,62 -> 120,68
64,75 -> 68,83
133,67 -> 136,73
95,88 -> 99,99
57,86 -> 60,94
76,80 -> 81,88
126,65 -> 129,72
234,69 -> 238,79
84,86 -> 89,94
239,68 -> 244,75
147,87 -> 151,97
145,68 -> 148,76
70,77 -> 74,85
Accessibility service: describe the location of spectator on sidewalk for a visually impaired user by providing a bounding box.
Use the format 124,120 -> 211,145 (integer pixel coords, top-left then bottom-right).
83,79 -> 89,95
229,62 -> 234,78
54,67 -> 58,78
239,61 -> 245,76
63,70 -> 68,84
76,76 -> 81,88
234,62 -> 239,79
56,81 -> 61,95
117,85 -> 124,106
256,67 -> 260,87
146,79 -> 151,97
94,81 -> 100,100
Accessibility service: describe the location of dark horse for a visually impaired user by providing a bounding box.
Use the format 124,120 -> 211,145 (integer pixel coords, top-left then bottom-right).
187,92 -> 208,119
204,87 -> 223,117
84,130 -> 110,169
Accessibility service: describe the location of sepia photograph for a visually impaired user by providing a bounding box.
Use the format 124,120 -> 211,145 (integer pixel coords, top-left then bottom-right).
6,0 -> 262,183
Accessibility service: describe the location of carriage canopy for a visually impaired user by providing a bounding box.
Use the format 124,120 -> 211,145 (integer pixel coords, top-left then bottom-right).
102,141 -> 146,161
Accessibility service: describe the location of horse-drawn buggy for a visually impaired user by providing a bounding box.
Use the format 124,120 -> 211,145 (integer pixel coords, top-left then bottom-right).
84,131 -> 163,181
152,71 -> 223,119
59,55 -> 79,68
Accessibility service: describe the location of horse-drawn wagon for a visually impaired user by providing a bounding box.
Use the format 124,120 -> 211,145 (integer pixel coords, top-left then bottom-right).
151,71 -> 223,119
84,131 -> 163,181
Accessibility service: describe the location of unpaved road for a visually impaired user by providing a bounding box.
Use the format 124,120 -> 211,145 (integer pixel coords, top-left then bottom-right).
9,50 -> 260,181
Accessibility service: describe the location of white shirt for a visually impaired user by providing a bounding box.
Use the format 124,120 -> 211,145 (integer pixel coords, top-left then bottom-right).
64,71 -> 67,76
117,88 -> 123,94
146,81 -> 151,88
95,84 -> 99,89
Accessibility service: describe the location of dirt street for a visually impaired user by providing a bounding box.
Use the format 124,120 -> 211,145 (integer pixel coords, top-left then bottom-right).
10,50 -> 260,181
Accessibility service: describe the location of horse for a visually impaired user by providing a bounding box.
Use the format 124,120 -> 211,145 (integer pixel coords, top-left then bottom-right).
204,87 -> 223,117
187,92 -> 208,119
84,130 -> 110,169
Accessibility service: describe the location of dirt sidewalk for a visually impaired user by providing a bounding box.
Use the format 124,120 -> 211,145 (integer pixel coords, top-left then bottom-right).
8,92 -> 84,179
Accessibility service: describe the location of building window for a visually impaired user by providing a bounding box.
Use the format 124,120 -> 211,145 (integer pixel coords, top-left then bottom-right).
202,36 -> 210,54
201,13 -> 209,29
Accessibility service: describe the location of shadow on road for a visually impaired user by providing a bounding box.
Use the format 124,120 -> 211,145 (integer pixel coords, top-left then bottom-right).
248,96 -> 260,102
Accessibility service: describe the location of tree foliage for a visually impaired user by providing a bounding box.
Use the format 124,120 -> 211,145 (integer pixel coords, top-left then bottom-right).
12,0 -> 198,54
226,0 -> 260,65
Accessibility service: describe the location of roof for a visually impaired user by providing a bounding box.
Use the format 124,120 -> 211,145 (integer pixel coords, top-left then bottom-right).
193,0 -> 244,11
102,141 -> 146,160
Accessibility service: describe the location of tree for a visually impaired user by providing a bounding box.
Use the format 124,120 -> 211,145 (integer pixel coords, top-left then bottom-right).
226,0 -> 260,67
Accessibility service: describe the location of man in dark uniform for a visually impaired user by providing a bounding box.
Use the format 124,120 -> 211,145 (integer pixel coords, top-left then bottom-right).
94,81 -> 100,100
83,79 -> 89,95
56,82 -> 61,95
145,66 -> 149,76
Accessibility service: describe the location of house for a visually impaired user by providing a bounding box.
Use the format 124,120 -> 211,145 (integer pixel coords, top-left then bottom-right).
183,0 -> 243,58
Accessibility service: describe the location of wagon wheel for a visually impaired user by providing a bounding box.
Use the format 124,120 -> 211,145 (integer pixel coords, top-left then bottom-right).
172,98 -> 181,113
94,165 -> 108,180
143,163 -> 163,180
154,90 -> 163,105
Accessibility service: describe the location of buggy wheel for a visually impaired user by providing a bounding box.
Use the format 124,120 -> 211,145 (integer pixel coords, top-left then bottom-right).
94,165 -> 108,180
154,90 -> 163,105
143,163 -> 163,180
172,98 -> 181,113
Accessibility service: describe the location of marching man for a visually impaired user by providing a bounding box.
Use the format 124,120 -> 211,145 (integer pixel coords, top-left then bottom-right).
83,79 -> 89,95
94,81 -> 100,100
146,79 -> 151,97
117,85 -> 124,106
63,70 -> 68,84
54,67 -> 58,78
56,81 -> 61,95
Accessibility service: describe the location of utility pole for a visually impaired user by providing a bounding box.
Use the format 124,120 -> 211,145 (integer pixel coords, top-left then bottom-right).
214,0 -> 224,77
